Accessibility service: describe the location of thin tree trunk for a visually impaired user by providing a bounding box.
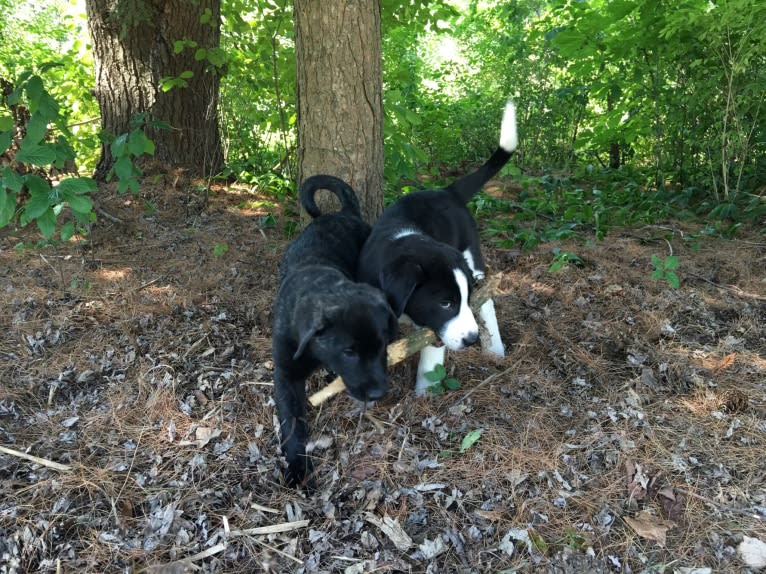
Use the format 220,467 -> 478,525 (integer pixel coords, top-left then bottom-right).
85,0 -> 223,179
293,0 -> 384,223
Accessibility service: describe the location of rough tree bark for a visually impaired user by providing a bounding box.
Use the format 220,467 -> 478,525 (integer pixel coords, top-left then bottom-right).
85,0 -> 223,179
293,0 -> 384,223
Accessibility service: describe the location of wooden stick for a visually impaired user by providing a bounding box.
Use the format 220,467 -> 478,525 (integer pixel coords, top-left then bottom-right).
0,444 -> 73,473
228,519 -> 311,536
308,274 -> 501,406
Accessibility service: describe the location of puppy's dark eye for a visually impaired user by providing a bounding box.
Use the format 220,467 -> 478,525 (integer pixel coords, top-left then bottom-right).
439,301 -> 454,310
342,348 -> 357,358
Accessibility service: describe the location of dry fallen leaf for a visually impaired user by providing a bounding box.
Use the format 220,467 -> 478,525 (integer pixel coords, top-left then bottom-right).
364,512 -> 413,552
737,536 -> 766,570
657,485 -> 684,521
624,510 -> 676,547
712,352 -> 736,374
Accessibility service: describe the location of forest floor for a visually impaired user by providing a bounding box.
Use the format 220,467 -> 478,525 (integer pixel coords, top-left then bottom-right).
1,178 -> 765,574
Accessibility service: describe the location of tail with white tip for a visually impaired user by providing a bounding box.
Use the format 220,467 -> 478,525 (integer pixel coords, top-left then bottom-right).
447,100 -> 518,204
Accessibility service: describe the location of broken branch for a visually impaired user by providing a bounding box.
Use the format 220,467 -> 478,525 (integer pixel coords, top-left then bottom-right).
0,444 -> 73,473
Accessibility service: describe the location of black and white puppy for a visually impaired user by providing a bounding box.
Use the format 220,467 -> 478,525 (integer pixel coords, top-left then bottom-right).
273,175 -> 397,487
358,101 -> 518,394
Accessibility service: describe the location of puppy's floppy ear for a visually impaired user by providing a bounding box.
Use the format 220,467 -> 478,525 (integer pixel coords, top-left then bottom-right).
293,313 -> 325,360
380,258 -> 422,317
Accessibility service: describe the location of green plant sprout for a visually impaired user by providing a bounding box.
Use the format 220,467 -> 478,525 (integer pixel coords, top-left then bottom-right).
549,247 -> 584,272
651,255 -> 680,289
423,363 -> 461,394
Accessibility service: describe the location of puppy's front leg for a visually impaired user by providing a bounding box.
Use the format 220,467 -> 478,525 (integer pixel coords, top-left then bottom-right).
479,298 -> 505,356
274,369 -> 314,488
415,344 -> 447,396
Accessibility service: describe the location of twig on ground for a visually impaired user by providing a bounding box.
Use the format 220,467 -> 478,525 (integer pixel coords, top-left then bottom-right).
456,365 -> 516,405
676,487 -> 765,521
228,519 -> 311,536
96,207 -> 125,224
0,445 -> 72,473
308,275 -> 500,406
687,272 -> 766,301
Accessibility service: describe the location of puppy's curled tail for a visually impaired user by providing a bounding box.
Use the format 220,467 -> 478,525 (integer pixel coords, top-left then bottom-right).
299,175 -> 362,219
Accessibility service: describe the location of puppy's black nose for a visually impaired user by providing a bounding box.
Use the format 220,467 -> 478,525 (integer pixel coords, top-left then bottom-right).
462,332 -> 479,347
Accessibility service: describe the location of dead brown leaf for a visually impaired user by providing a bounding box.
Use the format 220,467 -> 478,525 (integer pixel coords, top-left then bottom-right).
712,352 -> 736,374
624,510 -> 677,547
658,486 -> 685,521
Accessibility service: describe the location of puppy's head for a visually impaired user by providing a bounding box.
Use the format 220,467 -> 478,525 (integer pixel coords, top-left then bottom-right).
294,286 -> 396,401
381,248 -> 479,351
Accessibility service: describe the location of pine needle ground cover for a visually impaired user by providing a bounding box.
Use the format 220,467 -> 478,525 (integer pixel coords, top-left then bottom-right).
1,181 -> 764,573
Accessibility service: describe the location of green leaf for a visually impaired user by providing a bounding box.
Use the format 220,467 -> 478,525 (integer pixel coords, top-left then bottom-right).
0,130 -> 11,154
110,133 -> 129,157
194,48 -> 208,61
15,143 -> 56,167
60,221 -> 75,241
0,115 -> 14,132
24,195 -> 53,221
179,70 -> 194,80
35,207 -> 56,238
0,190 -> 17,226
66,194 -> 93,215
205,48 -> 227,67
664,256 -> 679,270
113,156 -> 137,181
651,269 -> 664,280
24,75 -> 44,104
443,378 -> 461,390
2,168 -> 24,192
460,429 -> 483,453
128,130 -> 151,156
427,383 -> 445,395
424,363 -> 446,382
173,40 -> 187,54
57,177 -> 97,196
665,271 -> 680,289
549,256 -> 567,273
37,93 -> 60,119
213,243 -> 229,257
22,112 -> 49,145
651,254 -> 662,268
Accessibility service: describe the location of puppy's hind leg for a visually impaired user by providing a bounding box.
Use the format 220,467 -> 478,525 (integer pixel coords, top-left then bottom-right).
415,344 -> 447,396
479,298 -> 505,356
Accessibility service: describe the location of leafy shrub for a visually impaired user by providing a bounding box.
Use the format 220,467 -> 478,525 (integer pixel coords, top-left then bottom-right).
1,71 -> 96,239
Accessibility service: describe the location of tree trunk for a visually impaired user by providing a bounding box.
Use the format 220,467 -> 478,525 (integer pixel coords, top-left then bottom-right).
85,0 -> 223,179
293,0 -> 384,223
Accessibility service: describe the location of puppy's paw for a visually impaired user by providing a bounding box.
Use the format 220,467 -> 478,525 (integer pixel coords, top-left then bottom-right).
487,341 -> 505,357
284,456 -> 316,491
414,375 -> 432,396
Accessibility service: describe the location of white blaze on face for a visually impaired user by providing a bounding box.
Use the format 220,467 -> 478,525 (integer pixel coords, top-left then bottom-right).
439,268 -> 479,350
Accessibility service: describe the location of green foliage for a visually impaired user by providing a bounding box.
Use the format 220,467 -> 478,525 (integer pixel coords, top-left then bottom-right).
1,72 -> 96,239
219,0 -> 296,181
460,428 -> 482,453
549,247 -> 584,272
103,113 -> 161,194
3,0 -> 764,238
651,255 -> 680,289
423,363 -> 461,395
0,0 -> 100,173
213,242 -> 229,257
